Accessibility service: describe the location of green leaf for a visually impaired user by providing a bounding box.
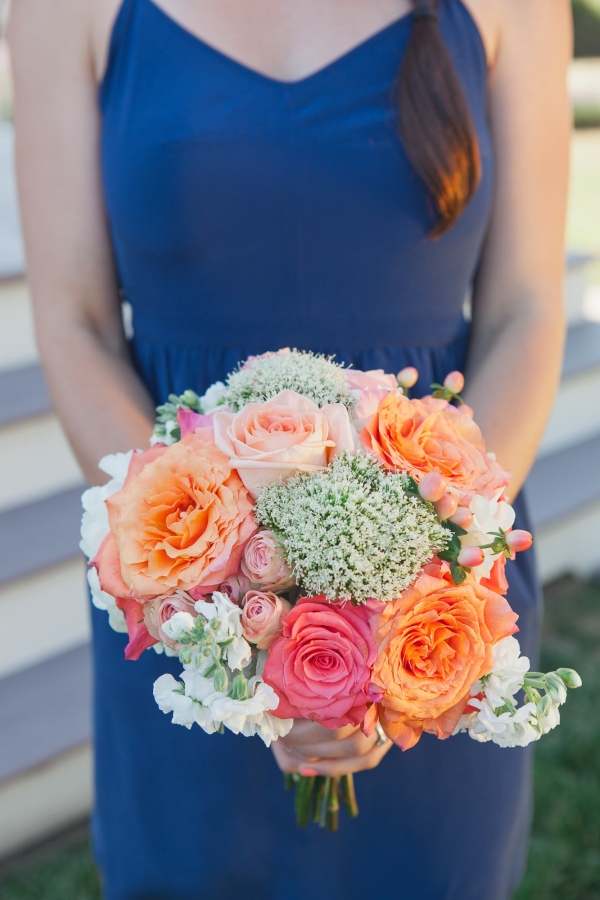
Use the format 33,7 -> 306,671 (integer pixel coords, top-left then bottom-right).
450,562 -> 468,585
446,520 -> 468,537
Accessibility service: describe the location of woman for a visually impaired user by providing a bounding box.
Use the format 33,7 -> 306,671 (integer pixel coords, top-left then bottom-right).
8,0 -> 570,897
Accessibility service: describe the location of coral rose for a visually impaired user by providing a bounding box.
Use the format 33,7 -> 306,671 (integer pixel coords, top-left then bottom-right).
263,595 -> 376,728
212,390 -> 356,499
361,392 -> 510,499
368,573 -> 518,750
95,429 -> 256,601
241,590 -> 292,650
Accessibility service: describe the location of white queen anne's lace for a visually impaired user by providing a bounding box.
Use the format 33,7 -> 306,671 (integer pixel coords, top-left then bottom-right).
255,454 -> 450,603
220,349 -> 352,410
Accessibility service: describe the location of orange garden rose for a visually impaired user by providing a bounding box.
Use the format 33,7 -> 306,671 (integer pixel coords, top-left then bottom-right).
367,571 -> 518,750
94,428 -> 256,603
361,392 -> 509,498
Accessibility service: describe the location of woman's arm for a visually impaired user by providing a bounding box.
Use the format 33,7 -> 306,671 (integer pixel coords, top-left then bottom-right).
8,0 -> 155,486
464,0 -> 572,500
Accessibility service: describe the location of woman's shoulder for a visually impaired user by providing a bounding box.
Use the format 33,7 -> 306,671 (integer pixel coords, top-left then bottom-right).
461,0 -> 572,71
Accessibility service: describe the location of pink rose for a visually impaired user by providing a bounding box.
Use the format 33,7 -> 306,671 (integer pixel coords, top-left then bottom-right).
241,590 -> 292,650
212,390 -> 356,499
263,595 -> 377,728
189,572 -> 251,604
144,590 -> 198,648
345,369 -> 397,423
241,530 -> 293,588
177,408 -> 214,437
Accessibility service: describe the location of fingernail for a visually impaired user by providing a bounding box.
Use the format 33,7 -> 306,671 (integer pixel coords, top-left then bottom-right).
299,767 -> 319,777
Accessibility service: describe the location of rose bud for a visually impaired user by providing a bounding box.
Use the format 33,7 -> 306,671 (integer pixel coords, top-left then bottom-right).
449,506 -> 474,529
457,546 -> 485,568
396,366 -> 419,389
241,530 -> 292,586
434,492 -> 459,520
241,591 -> 292,650
418,471 -> 447,503
505,530 -> 533,553
556,668 -> 582,689
443,371 -> 465,394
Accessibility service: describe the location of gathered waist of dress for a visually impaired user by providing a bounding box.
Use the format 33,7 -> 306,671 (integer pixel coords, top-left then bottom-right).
130,309 -> 470,351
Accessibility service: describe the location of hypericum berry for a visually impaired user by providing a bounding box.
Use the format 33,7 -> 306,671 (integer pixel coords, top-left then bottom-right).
434,493 -> 459,520
418,471 -> 447,503
443,371 -> 465,395
457,546 -> 485,568
449,506 -> 473,529
505,530 -> 533,553
396,367 -> 419,389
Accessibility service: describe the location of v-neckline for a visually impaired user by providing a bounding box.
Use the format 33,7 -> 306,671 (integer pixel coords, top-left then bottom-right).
143,0 -> 414,87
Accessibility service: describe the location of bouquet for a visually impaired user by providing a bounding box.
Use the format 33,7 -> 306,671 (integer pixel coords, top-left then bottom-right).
81,350 -> 581,831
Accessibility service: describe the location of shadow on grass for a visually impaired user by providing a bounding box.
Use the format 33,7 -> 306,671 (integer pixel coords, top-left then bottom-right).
0,577 -> 598,900
0,826 -> 101,900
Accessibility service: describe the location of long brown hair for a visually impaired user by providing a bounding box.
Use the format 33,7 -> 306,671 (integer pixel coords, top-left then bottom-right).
398,0 -> 482,237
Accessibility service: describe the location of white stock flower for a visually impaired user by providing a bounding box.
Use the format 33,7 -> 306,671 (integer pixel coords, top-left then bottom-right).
481,636 -> 530,707
87,566 -> 127,633
160,611 -> 196,642
150,428 -> 177,447
80,451 -> 133,560
461,494 -> 515,581
153,673 -> 219,733
200,381 -> 228,415
538,701 -> 561,734
467,697 -> 539,748
194,592 -> 252,670
207,678 -> 292,746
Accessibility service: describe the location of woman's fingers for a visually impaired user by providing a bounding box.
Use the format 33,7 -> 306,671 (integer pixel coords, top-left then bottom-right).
280,720 -> 357,747
283,729 -> 378,760
271,733 -> 394,776
271,739 -> 303,773
296,738 -> 394,778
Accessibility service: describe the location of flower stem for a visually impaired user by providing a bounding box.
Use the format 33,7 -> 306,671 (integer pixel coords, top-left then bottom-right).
318,777 -> 332,828
326,777 -> 340,832
294,774 -> 316,828
312,777 -> 326,823
283,772 -> 295,792
340,773 -> 359,818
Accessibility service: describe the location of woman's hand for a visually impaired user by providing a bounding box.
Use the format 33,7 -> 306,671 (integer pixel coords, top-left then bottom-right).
271,719 -> 393,778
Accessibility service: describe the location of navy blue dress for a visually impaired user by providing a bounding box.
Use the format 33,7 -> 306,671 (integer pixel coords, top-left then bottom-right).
95,1 -> 541,897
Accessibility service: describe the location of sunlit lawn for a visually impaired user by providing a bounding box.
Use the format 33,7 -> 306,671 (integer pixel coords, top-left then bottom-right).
568,128 -> 600,285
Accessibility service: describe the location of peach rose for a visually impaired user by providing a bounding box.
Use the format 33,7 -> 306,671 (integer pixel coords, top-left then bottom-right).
213,390 -> 357,499
94,429 -> 257,602
144,590 -> 198,648
241,590 -> 292,650
361,392 -> 510,499
368,572 -> 518,750
345,369 -> 397,423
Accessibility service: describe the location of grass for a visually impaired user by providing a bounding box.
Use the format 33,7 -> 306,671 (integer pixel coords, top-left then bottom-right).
0,826 -> 101,900
514,577 -> 600,900
0,577 -> 599,899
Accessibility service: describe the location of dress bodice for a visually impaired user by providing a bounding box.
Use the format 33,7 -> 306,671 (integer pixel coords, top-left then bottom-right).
100,0 -> 492,357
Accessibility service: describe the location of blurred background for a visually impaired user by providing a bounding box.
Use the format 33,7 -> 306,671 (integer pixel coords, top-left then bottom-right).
0,2 -> 599,898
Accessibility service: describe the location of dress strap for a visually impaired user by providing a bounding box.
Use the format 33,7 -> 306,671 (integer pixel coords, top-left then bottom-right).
99,0 -> 138,102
